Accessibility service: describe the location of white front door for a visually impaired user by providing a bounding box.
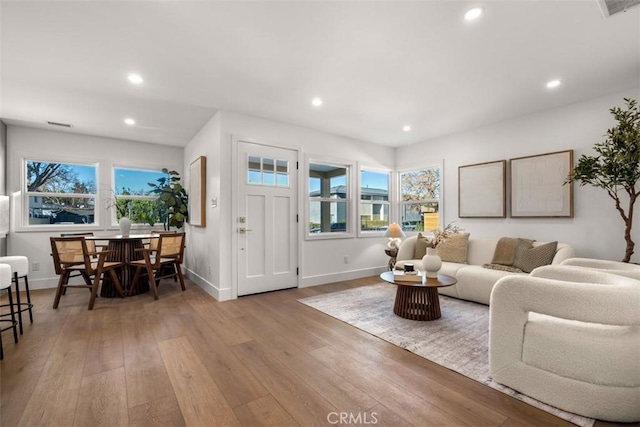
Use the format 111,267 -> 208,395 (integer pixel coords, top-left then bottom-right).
237,141 -> 298,296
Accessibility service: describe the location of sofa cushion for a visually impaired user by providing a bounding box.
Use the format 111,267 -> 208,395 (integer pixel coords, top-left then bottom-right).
513,240 -> 558,273
413,233 -> 432,259
457,265 -> 525,305
437,232 -> 470,263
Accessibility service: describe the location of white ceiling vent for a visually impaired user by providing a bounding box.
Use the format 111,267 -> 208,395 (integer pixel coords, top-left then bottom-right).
597,0 -> 640,18
47,121 -> 73,128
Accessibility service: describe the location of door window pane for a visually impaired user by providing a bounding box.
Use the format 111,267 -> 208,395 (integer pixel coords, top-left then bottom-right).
248,156 -> 289,187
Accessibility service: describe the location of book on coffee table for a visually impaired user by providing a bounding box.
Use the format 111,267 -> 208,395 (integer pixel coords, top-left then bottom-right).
392,270 -> 424,282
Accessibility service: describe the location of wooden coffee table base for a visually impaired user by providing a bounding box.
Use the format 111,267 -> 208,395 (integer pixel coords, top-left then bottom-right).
393,285 -> 441,321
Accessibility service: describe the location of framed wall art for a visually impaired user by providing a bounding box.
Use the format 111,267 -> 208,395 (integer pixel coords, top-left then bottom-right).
458,160 -> 506,218
510,150 -> 573,218
189,156 -> 207,227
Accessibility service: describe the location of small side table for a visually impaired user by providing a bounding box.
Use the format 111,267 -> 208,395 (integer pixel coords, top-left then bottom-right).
384,248 -> 398,270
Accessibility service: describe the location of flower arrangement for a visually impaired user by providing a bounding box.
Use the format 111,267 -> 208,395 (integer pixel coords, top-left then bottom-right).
425,221 -> 463,248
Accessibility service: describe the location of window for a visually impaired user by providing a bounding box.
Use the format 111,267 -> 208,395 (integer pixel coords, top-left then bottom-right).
359,168 -> 390,232
248,156 -> 290,187
112,167 -> 166,225
399,166 -> 441,232
308,162 -> 350,234
25,160 -> 97,225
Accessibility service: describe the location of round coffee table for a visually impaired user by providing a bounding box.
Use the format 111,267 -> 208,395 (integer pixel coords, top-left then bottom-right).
380,271 -> 457,321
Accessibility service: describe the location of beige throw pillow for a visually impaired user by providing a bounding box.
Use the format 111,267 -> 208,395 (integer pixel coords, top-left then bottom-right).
513,239 -> 558,273
437,232 -> 470,263
413,233 -> 431,259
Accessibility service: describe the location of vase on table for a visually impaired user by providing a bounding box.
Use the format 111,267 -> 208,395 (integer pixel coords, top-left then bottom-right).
119,216 -> 131,237
422,247 -> 442,278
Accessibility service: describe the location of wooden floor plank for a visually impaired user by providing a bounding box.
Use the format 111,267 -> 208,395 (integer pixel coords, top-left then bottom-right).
128,395 -> 186,427
121,313 -> 174,408
74,367 -> 129,426
233,395 -> 299,427
232,311 -> 377,413
157,335 -> 241,426
309,344 -> 472,426
231,340 -> 338,427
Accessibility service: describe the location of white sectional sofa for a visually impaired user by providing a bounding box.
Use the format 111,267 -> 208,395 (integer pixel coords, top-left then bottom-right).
395,235 -> 575,305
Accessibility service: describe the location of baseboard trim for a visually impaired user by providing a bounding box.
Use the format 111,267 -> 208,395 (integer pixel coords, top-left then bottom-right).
184,268 -> 232,301
301,266 -> 387,288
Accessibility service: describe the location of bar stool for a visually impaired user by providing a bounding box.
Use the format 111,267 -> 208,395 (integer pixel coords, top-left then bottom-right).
0,263 -> 19,360
0,256 -> 34,335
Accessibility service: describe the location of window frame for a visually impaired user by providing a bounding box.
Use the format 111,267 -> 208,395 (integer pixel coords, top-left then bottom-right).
357,165 -> 392,237
21,156 -> 100,231
306,156 -> 355,240
397,163 -> 443,235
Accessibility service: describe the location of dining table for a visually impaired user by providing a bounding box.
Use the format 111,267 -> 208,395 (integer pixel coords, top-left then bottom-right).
85,234 -> 158,297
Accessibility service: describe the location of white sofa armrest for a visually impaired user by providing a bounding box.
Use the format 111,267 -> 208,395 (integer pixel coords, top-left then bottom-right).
560,257 -> 640,280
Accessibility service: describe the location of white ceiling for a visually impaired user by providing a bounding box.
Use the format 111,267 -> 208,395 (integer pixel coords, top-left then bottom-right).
1,1 -> 639,148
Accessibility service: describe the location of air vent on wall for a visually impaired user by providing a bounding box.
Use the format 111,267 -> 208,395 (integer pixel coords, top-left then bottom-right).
597,0 -> 640,18
46,121 -> 73,128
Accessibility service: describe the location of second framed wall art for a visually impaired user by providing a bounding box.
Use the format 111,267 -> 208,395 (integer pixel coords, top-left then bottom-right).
510,150 -> 573,218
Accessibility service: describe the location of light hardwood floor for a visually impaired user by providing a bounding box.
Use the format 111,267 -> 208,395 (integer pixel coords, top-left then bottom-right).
0,276 -> 626,426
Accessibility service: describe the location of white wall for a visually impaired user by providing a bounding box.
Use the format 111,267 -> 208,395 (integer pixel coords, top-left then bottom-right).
396,89 -> 640,263
184,110 -> 395,300
1,121 -> 7,256
6,125 -> 184,289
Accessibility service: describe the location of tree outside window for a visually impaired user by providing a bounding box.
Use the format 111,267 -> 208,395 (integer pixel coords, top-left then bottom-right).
112,168 -> 166,225
399,167 -> 441,232
26,160 -> 97,225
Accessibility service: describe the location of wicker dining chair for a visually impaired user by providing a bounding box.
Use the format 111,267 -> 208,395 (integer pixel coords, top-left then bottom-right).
50,236 -> 125,310
129,232 -> 186,299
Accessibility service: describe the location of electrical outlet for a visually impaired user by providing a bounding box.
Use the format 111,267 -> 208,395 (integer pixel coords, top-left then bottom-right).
32,261 -> 40,271
344,255 -> 349,264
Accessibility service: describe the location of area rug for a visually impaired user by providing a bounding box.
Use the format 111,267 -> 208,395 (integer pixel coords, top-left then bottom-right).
298,283 -> 594,427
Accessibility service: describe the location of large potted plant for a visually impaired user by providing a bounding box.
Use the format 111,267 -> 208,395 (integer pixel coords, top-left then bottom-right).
147,168 -> 189,230
568,98 -> 639,262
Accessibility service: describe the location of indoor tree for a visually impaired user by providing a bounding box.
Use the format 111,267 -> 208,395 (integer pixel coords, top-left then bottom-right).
568,98 -> 639,262
147,168 -> 189,230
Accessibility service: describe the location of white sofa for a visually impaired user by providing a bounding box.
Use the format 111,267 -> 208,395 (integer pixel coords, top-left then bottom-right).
489,263 -> 640,422
395,235 -> 575,305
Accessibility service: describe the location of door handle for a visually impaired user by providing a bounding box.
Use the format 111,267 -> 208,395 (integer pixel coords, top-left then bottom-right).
239,227 -> 253,234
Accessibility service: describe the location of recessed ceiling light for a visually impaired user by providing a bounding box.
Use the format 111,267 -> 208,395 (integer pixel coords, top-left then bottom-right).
124,118 -> 136,125
464,7 -> 483,20
127,73 -> 143,85
311,98 -> 323,107
546,79 -> 562,89
402,125 -> 412,132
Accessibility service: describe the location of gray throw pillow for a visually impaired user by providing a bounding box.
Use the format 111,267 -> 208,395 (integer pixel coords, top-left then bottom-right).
513,239 -> 558,273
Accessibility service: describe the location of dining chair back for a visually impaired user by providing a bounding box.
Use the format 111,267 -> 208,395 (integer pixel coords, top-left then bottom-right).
50,236 -> 125,310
